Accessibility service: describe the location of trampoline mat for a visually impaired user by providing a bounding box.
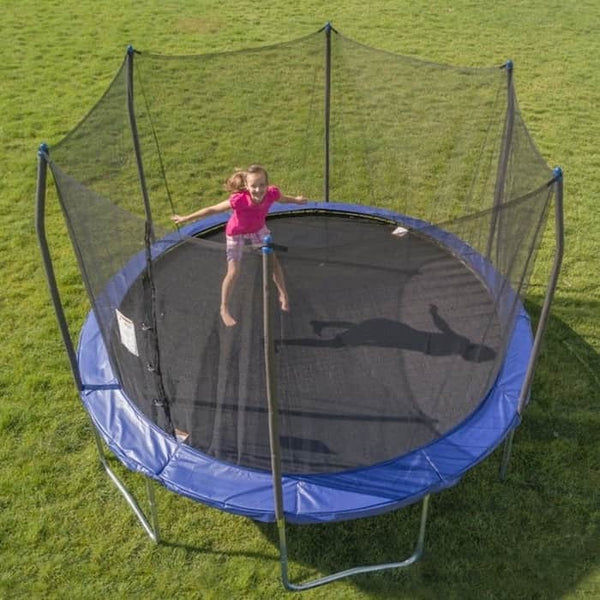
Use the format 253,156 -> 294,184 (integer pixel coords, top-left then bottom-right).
110,212 -> 505,475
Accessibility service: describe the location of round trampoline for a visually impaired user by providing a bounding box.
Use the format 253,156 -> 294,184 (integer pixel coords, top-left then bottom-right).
77,202 -> 531,524
37,26 -> 563,588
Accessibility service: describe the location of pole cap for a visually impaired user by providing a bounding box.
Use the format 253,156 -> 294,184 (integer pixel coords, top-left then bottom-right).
261,235 -> 273,254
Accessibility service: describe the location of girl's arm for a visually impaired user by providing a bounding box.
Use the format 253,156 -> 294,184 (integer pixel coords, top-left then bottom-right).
278,193 -> 308,205
171,199 -> 231,225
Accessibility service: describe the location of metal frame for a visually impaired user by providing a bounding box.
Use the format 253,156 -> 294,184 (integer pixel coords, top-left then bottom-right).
92,427 -> 160,542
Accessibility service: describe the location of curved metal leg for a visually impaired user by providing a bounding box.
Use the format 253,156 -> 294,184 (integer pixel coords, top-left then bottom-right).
280,495 -> 431,591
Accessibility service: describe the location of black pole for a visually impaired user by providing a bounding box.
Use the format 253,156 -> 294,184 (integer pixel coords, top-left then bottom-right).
126,46 -> 172,434
324,23 -> 332,202
260,237 -> 291,586
35,144 -> 83,391
487,60 -> 514,261
262,240 -> 284,519
500,167 -> 565,479
36,143 -> 163,542
126,46 -> 154,239
517,168 -> 565,414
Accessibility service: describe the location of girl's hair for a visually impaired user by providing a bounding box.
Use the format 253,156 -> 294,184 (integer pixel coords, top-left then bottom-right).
225,165 -> 269,192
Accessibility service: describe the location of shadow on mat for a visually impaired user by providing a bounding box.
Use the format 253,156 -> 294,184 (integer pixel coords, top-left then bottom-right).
277,304 -> 496,363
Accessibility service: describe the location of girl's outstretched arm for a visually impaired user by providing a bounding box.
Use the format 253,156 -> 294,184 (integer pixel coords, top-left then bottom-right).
279,194 -> 308,205
171,199 -> 231,225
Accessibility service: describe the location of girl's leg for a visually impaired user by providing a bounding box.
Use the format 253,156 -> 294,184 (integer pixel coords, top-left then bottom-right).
221,259 -> 241,326
272,255 -> 289,312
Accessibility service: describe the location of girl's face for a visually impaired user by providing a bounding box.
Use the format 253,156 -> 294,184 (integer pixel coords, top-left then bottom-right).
246,171 -> 268,203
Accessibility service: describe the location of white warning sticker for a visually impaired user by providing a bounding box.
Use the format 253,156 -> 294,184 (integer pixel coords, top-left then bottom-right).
116,309 -> 139,357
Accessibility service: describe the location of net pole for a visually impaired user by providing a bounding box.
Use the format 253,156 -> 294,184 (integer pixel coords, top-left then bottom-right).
126,46 -> 173,435
323,22 -> 332,202
35,144 -> 83,391
516,168 -> 565,414
36,143 -> 161,541
260,237 -> 291,586
126,46 -> 154,239
260,231 -> 432,590
486,61 -> 514,261
500,168 -> 565,479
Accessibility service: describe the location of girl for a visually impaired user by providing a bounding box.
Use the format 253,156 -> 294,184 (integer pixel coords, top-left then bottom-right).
171,165 -> 307,327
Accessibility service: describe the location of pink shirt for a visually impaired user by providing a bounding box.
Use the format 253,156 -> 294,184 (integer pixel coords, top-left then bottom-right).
225,186 -> 281,236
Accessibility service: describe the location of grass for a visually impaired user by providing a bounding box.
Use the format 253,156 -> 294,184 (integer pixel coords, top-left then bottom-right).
1,1 -> 599,598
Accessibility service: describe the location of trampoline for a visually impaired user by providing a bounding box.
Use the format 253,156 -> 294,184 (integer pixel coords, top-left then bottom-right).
36,25 -> 564,590
77,202 -> 531,523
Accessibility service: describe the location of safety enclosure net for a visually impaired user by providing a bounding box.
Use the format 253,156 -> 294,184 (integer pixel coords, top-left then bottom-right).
47,28 -> 556,477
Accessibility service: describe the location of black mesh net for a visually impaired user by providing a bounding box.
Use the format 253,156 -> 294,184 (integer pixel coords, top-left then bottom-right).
47,28 -> 555,475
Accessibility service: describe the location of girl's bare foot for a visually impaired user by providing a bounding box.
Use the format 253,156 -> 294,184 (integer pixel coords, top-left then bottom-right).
279,293 -> 290,312
220,307 -> 237,327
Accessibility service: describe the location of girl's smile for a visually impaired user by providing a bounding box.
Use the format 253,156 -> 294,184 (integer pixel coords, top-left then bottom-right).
246,172 -> 268,203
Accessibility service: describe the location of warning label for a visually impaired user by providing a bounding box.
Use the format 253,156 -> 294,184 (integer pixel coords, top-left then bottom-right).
116,309 -> 139,357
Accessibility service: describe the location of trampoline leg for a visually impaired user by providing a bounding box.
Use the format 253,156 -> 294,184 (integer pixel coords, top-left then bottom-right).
91,427 -> 160,543
146,478 -> 161,541
278,495 -> 431,591
499,429 -> 516,480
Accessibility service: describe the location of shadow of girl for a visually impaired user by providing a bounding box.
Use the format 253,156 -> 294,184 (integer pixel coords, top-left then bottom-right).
279,304 -> 496,363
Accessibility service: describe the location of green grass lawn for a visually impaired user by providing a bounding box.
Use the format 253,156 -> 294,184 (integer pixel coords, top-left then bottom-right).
1,1 -> 599,598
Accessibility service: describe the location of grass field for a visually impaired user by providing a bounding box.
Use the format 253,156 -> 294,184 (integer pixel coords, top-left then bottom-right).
1,1 -> 599,598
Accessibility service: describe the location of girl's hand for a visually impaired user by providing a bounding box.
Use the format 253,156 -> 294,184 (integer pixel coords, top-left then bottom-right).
171,214 -> 186,225
295,196 -> 307,204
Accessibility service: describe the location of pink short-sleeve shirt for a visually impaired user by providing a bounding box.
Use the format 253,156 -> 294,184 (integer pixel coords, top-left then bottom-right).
225,186 -> 281,236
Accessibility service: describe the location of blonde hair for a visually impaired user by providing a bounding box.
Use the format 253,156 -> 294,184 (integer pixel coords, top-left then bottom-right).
224,164 -> 269,192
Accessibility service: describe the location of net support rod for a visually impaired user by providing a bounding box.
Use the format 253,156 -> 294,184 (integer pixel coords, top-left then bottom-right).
262,237 -> 285,522
35,144 -> 83,391
260,237 -> 290,584
262,238 -> 430,591
126,46 -> 173,435
126,45 -> 154,239
500,168 -> 565,479
486,60 -> 514,261
323,22 -> 332,202
91,426 -> 160,542
36,142 -> 160,542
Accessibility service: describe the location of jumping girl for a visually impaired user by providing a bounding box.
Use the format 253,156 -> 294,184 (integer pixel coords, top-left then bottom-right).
171,165 -> 307,326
